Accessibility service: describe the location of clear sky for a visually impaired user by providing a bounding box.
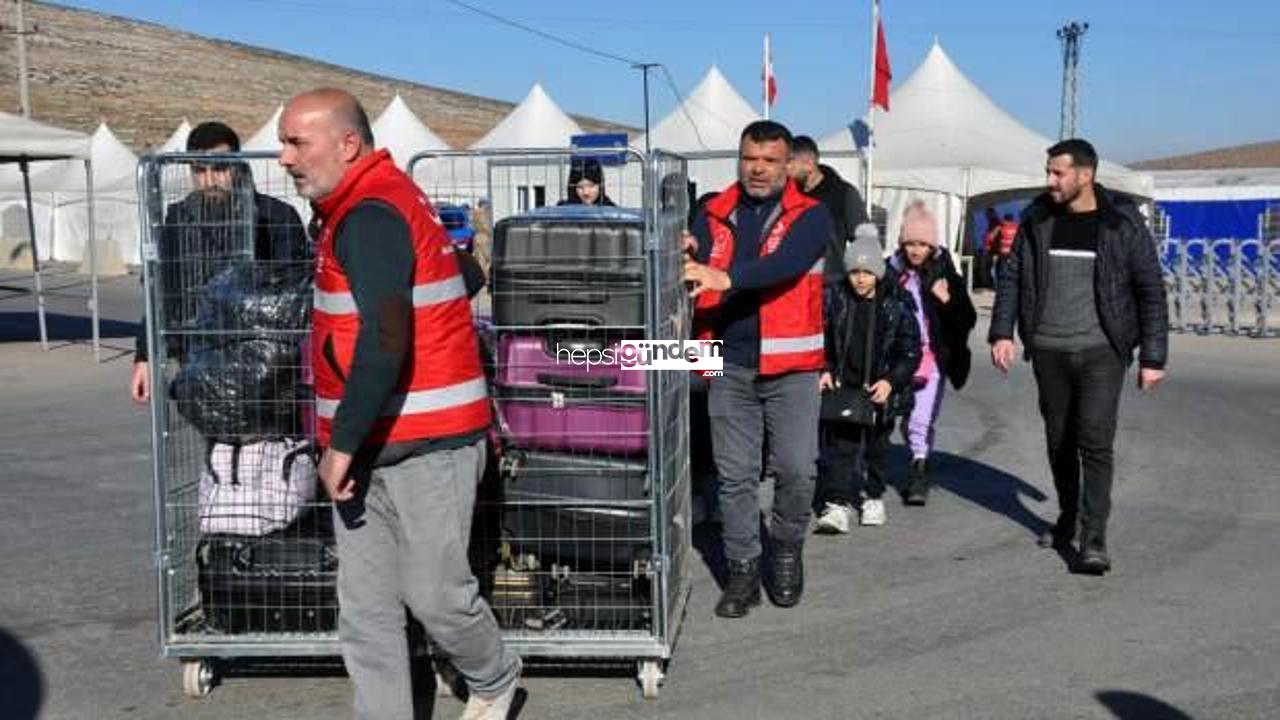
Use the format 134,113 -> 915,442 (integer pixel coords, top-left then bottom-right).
50,0 -> 1280,163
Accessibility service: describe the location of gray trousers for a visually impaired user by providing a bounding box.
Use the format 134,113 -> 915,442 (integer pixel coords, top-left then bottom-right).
333,439 -> 518,719
708,364 -> 821,562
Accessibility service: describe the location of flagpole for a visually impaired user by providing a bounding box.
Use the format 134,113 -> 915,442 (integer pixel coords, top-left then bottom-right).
865,0 -> 879,215
763,33 -> 771,120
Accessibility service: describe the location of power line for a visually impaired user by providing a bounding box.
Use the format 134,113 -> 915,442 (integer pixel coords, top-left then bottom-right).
443,0 -> 645,67
443,0 -> 707,149
659,65 -> 708,151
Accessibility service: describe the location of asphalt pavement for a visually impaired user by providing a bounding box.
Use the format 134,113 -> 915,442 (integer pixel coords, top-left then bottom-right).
1,274 -> 1277,719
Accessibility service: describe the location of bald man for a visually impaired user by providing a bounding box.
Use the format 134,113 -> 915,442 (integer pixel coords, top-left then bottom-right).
279,89 -> 521,719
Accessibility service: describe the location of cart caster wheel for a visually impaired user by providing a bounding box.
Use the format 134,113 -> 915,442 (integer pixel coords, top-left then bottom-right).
182,659 -> 217,698
637,660 -> 664,700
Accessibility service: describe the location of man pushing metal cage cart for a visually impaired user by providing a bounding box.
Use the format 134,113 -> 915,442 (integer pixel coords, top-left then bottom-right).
142,141 -> 694,703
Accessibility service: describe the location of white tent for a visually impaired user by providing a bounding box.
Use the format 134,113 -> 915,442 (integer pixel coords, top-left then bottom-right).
244,105 -> 288,193
635,65 -> 760,195
471,84 -> 584,149
31,122 -> 138,192
371,94 -> 449,170
34,124 -> 140,275
459,84 -> 586,215
821,43 -> 1153,252
0,112 -> 100,356
634,65 -> 759,153
158,119 -> 192,154
244,105 -> 284,152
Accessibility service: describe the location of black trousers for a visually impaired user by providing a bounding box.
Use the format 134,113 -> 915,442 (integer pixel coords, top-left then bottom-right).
1031,345 -> 1128,549
818,421 -> 893,505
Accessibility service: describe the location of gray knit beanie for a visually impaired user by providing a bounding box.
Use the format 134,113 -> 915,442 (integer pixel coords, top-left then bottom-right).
844,223 -> 885,279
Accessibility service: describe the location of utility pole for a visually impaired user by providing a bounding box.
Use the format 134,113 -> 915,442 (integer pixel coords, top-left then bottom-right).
1057,21 -> 1088,140
5,0 -> 36,117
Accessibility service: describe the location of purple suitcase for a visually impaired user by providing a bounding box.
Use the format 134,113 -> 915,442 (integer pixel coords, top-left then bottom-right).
494,386 -> 647,455
495,334 -> 646,395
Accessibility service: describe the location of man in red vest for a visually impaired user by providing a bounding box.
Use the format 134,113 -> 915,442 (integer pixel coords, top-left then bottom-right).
684,121 -> 833,618
279,89 -> 521,720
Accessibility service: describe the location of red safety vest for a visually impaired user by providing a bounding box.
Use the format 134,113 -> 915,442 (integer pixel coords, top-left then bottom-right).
311,149 -> 490,447
694,179 -> 825,376
997,219 -> 1018,256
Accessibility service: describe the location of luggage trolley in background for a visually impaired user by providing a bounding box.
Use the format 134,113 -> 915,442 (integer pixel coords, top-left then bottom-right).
138,151 -> 336,698
409,147 -> 694,698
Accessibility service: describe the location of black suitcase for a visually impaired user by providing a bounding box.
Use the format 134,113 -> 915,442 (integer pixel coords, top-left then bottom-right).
491,207 -> 646,329
196,508 -> 338,633
544,573 -> 652,631
499,449 -> 651,570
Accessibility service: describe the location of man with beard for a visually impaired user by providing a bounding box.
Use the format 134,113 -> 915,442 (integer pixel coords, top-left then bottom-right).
990,138 -> 1168,575
129,121 -> 308,404
789,135 -> 869,286
684,121 -> 833,618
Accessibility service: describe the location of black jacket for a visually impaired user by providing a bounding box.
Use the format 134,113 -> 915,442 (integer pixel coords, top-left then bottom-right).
988,184 -> 1169,369
135,188 -> 309,361
884,248 -> 978,390
803,164 -> 868,285
823,280 -> 922,420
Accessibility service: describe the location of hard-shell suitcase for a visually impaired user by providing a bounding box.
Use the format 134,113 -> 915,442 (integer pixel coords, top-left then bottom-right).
499,449 -> 650,570
491,207 -> 645,329
196,509 -> 338,633
495,333 -> 645,395
494,386 -> 647,455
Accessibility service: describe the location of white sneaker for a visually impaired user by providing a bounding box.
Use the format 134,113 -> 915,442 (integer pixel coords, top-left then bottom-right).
459,659 -> 522,720
814,502 -> 855,534
860,499 -> 887,526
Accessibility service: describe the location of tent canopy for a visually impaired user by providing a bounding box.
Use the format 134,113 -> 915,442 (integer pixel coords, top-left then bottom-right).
470,84 -> 584,149
0,111 -> 91,162
159,119 -> 193,154
244,105 -> 285,151
821,43 -> 1152,199
372,94 -> 449,169
30,123 -> 138,193
634,65 -> 760,152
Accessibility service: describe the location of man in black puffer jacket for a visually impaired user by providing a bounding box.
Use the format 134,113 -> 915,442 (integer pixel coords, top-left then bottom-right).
990,138 -> 1168,575
791,135 -> 869,285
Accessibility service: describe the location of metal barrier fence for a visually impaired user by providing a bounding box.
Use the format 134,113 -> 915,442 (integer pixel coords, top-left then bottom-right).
1161,237 -> 1280,337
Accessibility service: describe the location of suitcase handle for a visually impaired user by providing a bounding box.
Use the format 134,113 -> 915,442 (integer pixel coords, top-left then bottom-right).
529,292 -> 606,305
235,540 -> 338,573
535,372 -> 618,389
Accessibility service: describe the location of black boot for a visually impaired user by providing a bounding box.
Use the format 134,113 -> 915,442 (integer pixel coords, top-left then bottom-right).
1078,526 -> 1110,575
1037,514 -> 1077,549
1079,547 -> 1111,575
903,458 -> 930,506
715,557 -> 762,618
765,541 -> 804,608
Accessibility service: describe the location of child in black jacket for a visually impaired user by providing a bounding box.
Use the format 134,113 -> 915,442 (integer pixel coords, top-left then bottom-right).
815,227 -> 922,532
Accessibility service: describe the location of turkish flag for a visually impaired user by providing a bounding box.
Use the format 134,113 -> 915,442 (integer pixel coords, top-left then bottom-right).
873,18 -> 891,111
763,38 -> 778,107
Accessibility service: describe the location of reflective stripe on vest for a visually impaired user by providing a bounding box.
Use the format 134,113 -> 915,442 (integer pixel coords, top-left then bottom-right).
314,274 -> 467,315
316,376 -> 488,420
761,332 -> 824,355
